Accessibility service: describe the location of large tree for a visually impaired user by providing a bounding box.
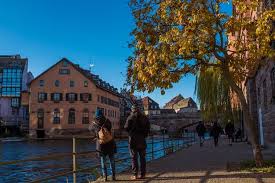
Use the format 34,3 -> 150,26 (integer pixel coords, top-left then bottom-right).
127,0 -> 274,166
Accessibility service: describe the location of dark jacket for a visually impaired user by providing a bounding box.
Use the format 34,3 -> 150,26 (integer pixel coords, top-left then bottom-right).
93,117 -> 117,156
210,123 -> 222,137
124,111 -> 150,149
225,122 -> 235,136
196,123 -> 206,137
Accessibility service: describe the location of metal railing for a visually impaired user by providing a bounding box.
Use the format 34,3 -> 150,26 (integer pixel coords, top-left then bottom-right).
0,132 -> 197,183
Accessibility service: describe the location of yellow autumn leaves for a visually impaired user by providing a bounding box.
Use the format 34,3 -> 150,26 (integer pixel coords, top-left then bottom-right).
127,0 -> 274,93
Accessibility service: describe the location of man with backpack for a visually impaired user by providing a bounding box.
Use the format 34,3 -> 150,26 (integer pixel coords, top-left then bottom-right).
124,104 -> 150,180
93,109 -> 117,182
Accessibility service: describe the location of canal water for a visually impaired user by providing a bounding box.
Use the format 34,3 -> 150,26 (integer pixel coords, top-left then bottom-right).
0,136 -> 194,183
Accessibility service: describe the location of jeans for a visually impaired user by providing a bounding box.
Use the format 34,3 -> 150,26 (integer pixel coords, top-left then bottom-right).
100,154 -> 115,178
130,148 -> 146,176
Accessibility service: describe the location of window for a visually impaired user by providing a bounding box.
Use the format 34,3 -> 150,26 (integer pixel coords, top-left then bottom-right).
51,93 -> 62,102
62,61 -> 68,67
97,107 -> 104,116
39,80 -> 44,87
68,108 -> 75,124
82,108 -> 89,124
0,68 -> 22,97
59,69 -> 70,75
55,80 -> 60,87
66,93 -> 77,102
84,81 -> 88,87
37,109 -> 44,118
70,80 -> 74,87
263,80 -> 268,110
53,109 -> 60,124
38,93 -> 47,103
11,98 -> 20,108
80,93 -> 92,103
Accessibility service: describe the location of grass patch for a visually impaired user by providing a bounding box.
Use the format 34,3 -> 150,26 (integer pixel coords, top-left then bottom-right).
240,159 -> 275,173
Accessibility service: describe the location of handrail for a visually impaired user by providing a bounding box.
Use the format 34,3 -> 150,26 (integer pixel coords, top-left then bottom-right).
0,152 -> 73,166
0,138 -> 181,166
1,132 -> 197,183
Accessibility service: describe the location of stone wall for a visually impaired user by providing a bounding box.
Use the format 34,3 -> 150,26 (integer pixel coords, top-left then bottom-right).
246,60 -> 275,146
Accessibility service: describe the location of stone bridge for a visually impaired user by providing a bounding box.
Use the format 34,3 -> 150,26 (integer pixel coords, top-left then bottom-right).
149,112 -> 201,132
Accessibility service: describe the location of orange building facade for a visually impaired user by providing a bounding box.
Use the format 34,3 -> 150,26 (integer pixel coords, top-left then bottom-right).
22,58 -> 120,138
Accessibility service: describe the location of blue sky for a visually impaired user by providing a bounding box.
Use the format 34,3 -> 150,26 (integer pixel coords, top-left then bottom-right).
0,0 -> 197,107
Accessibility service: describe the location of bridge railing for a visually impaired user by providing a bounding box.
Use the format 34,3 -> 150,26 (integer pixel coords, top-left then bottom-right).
0,132 -> 197,183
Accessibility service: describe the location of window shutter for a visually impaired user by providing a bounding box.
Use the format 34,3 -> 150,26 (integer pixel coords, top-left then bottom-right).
51,93 -> 54,101
66,93 -> 69,101
60,93 -> 63,101
75,93 -> 78,101
89,94 -> 92,101
44,93 -> 48,100
80,93 -> 83,101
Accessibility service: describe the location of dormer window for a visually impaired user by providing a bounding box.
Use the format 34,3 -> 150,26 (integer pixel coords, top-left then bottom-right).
55,80 -> 60,87
62,61 -> 68,67
59,69 -> 70,75
84,81 -> 88,87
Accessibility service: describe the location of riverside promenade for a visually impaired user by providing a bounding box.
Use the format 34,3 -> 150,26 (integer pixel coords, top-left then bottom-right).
97,137 -> 275,183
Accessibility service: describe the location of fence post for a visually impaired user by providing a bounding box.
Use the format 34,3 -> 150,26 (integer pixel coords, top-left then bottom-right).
177,136 -> 180,150
151,135 -> 154,160
171,136 -> 174,152
73,137 -> 77,183
182,130 -> 185,147
162,133 -> 165,155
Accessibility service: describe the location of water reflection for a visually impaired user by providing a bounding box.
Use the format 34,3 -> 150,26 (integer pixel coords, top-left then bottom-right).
1,137 -> 190,183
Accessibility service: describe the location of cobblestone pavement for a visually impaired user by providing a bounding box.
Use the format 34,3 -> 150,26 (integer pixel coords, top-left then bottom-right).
96,137 -> 275,183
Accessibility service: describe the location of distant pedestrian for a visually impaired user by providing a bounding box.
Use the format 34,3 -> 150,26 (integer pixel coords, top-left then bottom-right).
234,128 -> 242,142
210,122 -> 222,147
124,104 -> 150,180
93,109 -> 117,182
196,121 -> 206,147
225,120 -> 235,146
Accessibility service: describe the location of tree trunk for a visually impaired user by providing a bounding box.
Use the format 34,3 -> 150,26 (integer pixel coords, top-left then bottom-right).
224,69 -> 264,167
241,104 -> 264,167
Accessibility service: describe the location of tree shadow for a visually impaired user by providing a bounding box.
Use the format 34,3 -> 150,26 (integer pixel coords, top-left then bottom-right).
138,172 -> 275,183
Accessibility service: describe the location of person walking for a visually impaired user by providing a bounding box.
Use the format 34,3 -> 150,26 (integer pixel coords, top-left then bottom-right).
93,109 -> 117,182
225,120 -> 235,146
196,121 -> 206,147
124,105 -> 150,180
210,122 -> 222,147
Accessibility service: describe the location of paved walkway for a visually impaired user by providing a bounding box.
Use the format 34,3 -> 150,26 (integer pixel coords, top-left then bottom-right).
96,137 -> 275,183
